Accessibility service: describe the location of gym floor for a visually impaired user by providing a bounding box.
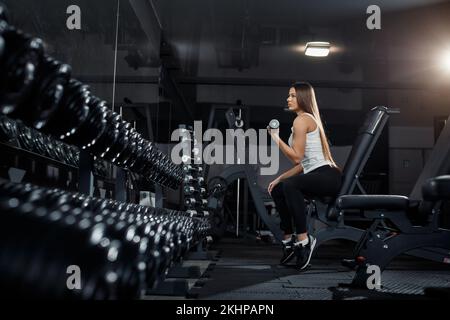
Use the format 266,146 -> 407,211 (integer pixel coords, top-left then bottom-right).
185,238 -> 450,300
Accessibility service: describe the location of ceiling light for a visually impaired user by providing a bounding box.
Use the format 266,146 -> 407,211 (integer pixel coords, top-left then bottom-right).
305,42 -> 330,57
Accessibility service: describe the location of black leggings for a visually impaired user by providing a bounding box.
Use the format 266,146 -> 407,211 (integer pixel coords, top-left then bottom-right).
271,165 -> 342,235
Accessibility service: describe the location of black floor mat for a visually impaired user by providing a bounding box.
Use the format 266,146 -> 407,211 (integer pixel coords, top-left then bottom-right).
191,237 -> 450,300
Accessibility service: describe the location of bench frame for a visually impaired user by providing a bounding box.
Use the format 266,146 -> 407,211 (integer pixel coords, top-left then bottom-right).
347,201 -> 450,288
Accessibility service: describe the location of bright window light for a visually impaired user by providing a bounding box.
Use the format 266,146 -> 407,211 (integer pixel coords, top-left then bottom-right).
305,42 -> 330,57
441,50 -> 450,72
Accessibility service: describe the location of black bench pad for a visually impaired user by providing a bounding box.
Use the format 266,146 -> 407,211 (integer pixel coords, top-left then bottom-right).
336,195 -> 410,211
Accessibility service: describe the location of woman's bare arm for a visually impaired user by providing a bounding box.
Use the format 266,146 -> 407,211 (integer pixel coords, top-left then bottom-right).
270,116 -> 308,165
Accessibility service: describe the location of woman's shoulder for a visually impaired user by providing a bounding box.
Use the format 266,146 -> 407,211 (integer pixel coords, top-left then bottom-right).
293,113 -> 316,130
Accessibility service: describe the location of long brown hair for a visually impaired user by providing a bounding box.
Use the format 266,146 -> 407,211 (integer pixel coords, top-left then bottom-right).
291,82 -> 338,168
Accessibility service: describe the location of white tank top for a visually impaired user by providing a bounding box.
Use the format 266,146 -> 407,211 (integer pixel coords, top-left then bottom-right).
288,113 -> 331,174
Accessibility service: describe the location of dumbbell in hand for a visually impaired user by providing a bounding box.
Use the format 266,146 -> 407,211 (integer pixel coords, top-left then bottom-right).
267,119 -> 280,144
267,119 -> 279,131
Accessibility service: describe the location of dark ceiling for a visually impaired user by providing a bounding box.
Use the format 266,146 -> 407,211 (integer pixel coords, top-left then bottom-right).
4,0 -> 450,80
153,0 -> 450,76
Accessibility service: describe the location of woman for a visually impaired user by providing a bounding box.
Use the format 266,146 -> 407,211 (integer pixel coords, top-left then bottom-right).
267,82 -> 342,270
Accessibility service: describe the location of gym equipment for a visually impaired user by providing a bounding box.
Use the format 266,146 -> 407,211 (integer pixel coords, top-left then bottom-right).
0,179 -> 211,299
306,108 -> 450,263
27,56 -> 72,129
0,17 -> 183,189
0,26 -> 44,116
305,106 -> 399,248
410,115 -> 450,200
0,115 -> 110,175
43,79 -> 90,139
268,119 -> 280,130
336,175 -> 450,288
180,124 -> 210,218
0,2 -> 8,22
0,6 -> 210,299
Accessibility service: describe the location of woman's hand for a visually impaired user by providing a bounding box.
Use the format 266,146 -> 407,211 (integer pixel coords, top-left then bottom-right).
268,177 -> 281,195
267,127 -> 280,144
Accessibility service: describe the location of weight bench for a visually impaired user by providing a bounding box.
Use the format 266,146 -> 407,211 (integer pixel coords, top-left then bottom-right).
336,175 -> 450,288
306,106 -> 398,248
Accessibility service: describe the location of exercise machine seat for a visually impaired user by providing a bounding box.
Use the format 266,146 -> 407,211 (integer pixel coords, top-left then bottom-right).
326,106 -> 395,220
336,194 -> 410,211
422,175 -> 450,201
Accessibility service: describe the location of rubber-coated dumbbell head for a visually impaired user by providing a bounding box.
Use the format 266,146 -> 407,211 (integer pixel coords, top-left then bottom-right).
0,2 -> 8,23
0,115 -> 18,143
0,26 -> 43,116
87,106 -> 116,155
44,79 -> 90,138
62,95 -> 106,148
31,56 -> 72,130
79,99 -> 108,149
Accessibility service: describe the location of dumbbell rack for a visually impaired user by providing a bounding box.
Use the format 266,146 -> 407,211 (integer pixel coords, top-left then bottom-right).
0,17 -> 184,200
180,125 -> 210,218
0,116 -> 116,195
0,178 -> 212,299
0,6 -> 213,300
179,124 -> 215,259
143,125 -> 216,298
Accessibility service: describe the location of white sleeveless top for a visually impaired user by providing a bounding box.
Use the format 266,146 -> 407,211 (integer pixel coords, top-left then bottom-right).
288,113 -> 331,174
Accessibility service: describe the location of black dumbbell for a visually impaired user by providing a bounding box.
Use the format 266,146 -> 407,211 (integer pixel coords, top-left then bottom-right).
67,97 -> 108,150
184,194 -> 208,206
0,116 -> 18,144
130,138 -> 149,170
101,115 -> 129,161
16,123 -> 34,151
183,185 -> 206,195
86,107 -> 117,156
123,132 -> 143,168
0,26 -> 44,117
0,2 -> 8,22
184,174 -> 205,185
0,194 -> 121,299
44,79 -> 90,139
27,56 -> 72,130
0,183 -> 195,298
183,164 -> 203,174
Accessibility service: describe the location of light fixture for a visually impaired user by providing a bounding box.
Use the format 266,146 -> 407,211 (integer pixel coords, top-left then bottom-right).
305,42 -> 330,57
440,49 -> 450,72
